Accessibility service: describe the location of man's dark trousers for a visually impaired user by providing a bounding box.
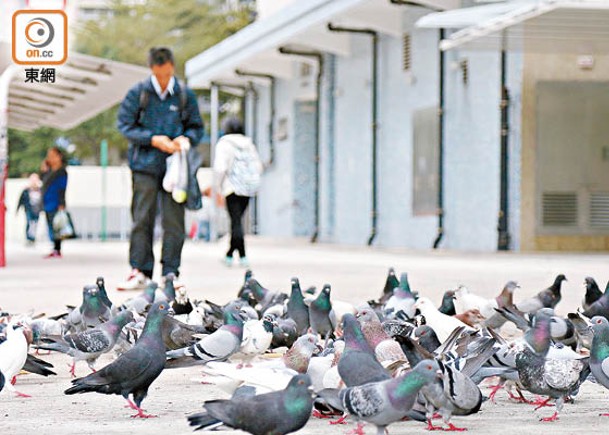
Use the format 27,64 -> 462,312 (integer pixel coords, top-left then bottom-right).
130,171 -> 184,278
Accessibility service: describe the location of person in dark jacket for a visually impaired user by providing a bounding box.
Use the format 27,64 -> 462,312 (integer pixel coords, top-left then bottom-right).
41,147 -> 68,258
17,173 -> 43,244
116,47 -> 204,290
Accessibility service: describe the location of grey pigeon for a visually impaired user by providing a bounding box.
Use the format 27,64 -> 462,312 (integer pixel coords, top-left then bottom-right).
515,308 -> 589,421
589,316 -> 609,416
37,310 -> 134,376
309,284 -> 336,341
583,277 -> 603,311
438,290 -> 456,316
481,281 -> 520,329
338,313 -> 390,387
68,285 -> 112,332
582,281 -> 609,320
384,273 -> 416,320
187,374 -> 314,434
120,282 -> 158,315
326,360 -> 440,435
379,267 -> 400,305
515,274 -> 567,314
96,276 -> 113,310
166,305 -> 245,365
286,278 -> 309,335
64,302 -> 171,418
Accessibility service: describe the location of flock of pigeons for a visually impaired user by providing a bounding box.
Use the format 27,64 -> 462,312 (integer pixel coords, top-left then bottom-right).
2,269 -> 609,435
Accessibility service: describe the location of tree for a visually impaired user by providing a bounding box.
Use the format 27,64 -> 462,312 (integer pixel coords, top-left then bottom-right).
10,0 -> 253,169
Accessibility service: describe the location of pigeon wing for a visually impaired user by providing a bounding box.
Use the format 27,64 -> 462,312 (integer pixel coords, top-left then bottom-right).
64,330 -> 111,353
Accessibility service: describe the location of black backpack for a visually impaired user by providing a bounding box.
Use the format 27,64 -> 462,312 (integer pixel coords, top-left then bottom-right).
136,78 -> 189,124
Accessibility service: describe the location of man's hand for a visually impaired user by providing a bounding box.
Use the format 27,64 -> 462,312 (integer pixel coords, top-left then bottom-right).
173,136 -> 190,151
151,135 -> 179,154
215,192 -> 225,208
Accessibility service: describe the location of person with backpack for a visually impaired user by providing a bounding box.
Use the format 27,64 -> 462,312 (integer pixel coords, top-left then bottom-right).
116,47 -> 204,290
213,117 -> 263,267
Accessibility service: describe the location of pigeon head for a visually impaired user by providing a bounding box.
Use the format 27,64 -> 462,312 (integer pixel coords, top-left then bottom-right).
313,285 -> 332,309
413,359 -> 441,380
262,315 -> 276,333
591,316 -> 609,333
585,277 -> 597,288
505,281 -> 519,292
355,306 -> 378,324
245,279 -> 267,302
553,274 -> 567,290
342,313 -> 372,352
96,276 -> 105,287
283,334 -> 319,373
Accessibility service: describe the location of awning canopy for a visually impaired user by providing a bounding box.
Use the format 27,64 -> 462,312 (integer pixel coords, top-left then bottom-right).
417,0 -> 609,52
1,42 -> 149,131
186,0 -> 459,89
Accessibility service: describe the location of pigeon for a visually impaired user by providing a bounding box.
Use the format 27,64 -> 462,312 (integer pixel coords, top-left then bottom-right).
166,305 -> 245,365
68,285 -> 112,332
21,352 -> 56,378
515,308 -> 589,421
582,281 -> 609,320
187,374 -> 314,434
589,316 -> 609,416
414,298 -> 472,343
356,306 -> 406,365
156,272 -> 177,303
338,313 -> 390,387
414,325 -> 442,353
37,310 -> 134,376
162,315 -> 208,350
286,278 -> 310,335
172,286 -> 194,316
309,284 -> 336,342
269,316 -> 298,349
64,302 -> 171,418
568,312 -> 593,351
96,276 -> 113,310
0,322 -> 30,397
379,267 -> 400,305
237,269 -> 254,299
232,315 -> 275,366
324,360 -> 440,435
481,281 -> 520,329
438,290 -> 456,316
384,273 -> 416,320
583,277 -> 603,311
120,282 -> 158,315
454,309 -> 485,327
515,274 -> 567,315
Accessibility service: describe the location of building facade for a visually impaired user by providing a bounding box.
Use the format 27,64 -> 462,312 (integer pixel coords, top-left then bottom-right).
185,0 -> 609,252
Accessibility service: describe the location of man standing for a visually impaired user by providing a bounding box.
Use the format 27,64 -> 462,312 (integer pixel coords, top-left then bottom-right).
117,47 -> 204,290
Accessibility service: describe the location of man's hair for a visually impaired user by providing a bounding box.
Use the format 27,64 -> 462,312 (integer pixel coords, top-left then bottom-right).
148,47 -> 174,66
222,117 -> 245,135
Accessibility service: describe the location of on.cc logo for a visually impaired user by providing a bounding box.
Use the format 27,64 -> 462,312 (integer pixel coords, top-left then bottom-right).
25,17 -> 55,48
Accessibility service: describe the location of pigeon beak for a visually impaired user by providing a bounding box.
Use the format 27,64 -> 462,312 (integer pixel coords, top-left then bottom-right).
307,386 -> 315,393
168,308 -> 175,316
435,370 -> 443,379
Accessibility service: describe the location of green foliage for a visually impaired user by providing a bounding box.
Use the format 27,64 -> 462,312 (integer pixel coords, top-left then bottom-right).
9,0 -> 253,172
8,127 -> 60,177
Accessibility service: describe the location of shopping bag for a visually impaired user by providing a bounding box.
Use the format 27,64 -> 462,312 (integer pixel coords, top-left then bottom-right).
52,210 -> 76,240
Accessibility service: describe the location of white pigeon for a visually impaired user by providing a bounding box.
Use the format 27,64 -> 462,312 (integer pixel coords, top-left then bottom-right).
0,323 -> 30,397
414,298 -> 473,343
453,285 -> 498,319
230,316 -> 275,367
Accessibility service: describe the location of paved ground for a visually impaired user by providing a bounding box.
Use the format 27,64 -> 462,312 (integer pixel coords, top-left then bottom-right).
2,237 -> 609,434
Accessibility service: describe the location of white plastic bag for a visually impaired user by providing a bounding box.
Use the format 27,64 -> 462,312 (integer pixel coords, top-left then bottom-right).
163,143 -> 189,203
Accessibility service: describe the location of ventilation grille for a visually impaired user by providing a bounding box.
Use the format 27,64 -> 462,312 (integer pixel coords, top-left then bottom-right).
460,59 -> 469,85
402,33 -> 411,71
590,192 -> 609,227
542,192 -> 577,226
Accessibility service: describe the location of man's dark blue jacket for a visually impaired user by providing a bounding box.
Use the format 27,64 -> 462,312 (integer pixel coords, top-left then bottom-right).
117,77 -> 204,176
